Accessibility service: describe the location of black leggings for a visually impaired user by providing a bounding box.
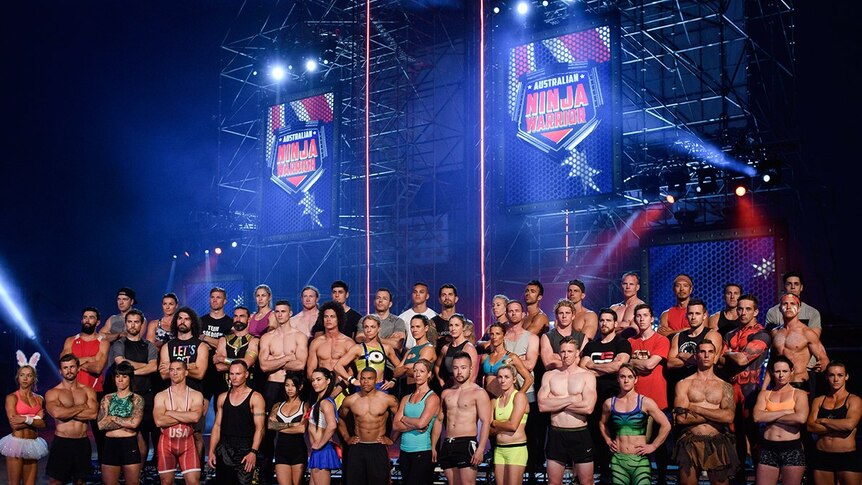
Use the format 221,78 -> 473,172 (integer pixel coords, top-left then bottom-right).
399,450 -> 434,485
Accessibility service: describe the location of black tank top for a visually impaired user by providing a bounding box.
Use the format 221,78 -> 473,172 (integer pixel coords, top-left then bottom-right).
167,337 -> 204,392
546,327 -> 586,354
817,395 -> 850,420
441,340 -> 469,382
222,389 -> 255,439
716,311 -> 737,338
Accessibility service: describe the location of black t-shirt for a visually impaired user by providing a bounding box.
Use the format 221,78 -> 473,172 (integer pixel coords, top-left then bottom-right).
582,336 -> 632,401
311,304 -> 362,338
201,314 -> 233,343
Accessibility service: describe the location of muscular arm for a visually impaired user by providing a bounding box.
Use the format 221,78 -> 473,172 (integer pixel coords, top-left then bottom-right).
82,339 -> 110,375
214,338 -> 229,371
392,398 -> 410,432
187,344 -> 209,380
381,332 -> 406,352
518,334 -> 540,372
250,393 -> 266,451
153,393 -> 179,427
492,392 -> 527,433
306,339 -> 321,379
78,388 -> 99,421
466,343 -> 480,383
537,373 -> 572,413
159,345 -> 170,380
258,334 -> 288,373
581,312 -> 598,341
565,373 -> 597,415
806,329 -> 829,371
124,358 -> 157,376
540,335 -> 562,370
316,400 -> 339,449
111,394 -> 145,430
524,313 -> 549,335
97,395 -> 121,431
673,380 -> 706,426
208,395 -> 225,466
334,346 -> 361,383
473,390 -> 493,466
284,333 -> 308,371
401,394 -> 440,431
812,395 -> 861,433
337,397 -> 353,444
509,354 -> 534,395
591,353 -> 631,376
725,333 -> 769,367
666,334 -> 689,369
688,382 -> 734,424
5,394 -> 43,431
657,311 -> 674,337
631,355 -> 663,373
641,397 -> 672,454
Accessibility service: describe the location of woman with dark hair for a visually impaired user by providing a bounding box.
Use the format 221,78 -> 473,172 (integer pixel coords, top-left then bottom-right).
1,354 -> 48,485
394,315 -> 437,396
147,293 -> 178,349
249,284 -> 278,337
269,372 -> 308,485
393,359 -> 439,485
754,355 -> 809,485
307,368 -> 340,485
481,323 -> 533,398
97,360 -> 145,485
434,314 -> 479,388
808,362 -> 862,485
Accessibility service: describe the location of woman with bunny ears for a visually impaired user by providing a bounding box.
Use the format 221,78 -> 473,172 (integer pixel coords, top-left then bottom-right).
1,351 -> 48,485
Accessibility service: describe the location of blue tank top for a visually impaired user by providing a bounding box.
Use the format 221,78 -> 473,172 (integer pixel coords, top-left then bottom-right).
482,352 -> 510,376
400,390 -> 435,452
610,394 -> 649,436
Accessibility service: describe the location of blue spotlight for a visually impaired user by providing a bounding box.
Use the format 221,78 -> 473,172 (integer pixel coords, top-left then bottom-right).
493,6 -> 501,13
0,264 -> 36,339
231,241 -> 238,248
204,249 -> 210,255
305,58 -> 318,72
270,65 -> 287,81
672,134 -> 757,177
516,1 -> 529,15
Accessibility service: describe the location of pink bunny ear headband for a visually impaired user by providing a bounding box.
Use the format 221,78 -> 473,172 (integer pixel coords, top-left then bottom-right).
16,350 -> 41,368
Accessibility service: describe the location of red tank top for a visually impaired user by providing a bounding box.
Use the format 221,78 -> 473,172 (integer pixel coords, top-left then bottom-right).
71,334 -> 104,391
667,306 -> 689,332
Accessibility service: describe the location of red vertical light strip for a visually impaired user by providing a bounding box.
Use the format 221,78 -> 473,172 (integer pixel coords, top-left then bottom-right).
565,211 -> 570,263
479,0 -> 487,336
365,0 -> 371,315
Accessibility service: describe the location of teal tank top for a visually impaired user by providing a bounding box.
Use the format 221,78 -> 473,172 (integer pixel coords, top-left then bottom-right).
400,390 -> 435,452
405,342 -> 432,365
610,395 -> 649,436
482,352 -> 510,376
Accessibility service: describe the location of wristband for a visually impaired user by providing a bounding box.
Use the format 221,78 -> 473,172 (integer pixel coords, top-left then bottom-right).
24,416 -> 33,425
250,448 -> 258,454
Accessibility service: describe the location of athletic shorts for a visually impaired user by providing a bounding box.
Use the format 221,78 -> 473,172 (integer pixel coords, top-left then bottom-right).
102,435 -> 141,466
399,450 -> 434,485
545,426 -> 593,465
345,442 -> 390,485
158,430 -> 200,474
46,436 -> 92,483
438,436 -> 478,469
494,442 -> 528,467
812,448 -> 862,473
760,439 -> 805,468
275,433 -> 308,466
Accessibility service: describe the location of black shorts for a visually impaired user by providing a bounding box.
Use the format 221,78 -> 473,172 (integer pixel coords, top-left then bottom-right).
345,442 -> 390,485
102,435 -> 141,466
274,433 -> 308,466
46,436 -> 92,483
545,426 -> 594,465
399,450 -> 434,485
760,439 -> 805,468
438,436 -> 478,469
812,448 -> 862,473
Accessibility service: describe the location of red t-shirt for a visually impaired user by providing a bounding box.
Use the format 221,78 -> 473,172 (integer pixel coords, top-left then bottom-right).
71,334 -> 104,392
666,306 -> 689,332
628,332 -> 671,409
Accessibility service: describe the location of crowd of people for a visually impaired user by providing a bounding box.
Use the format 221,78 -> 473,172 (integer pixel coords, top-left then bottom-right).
1,273 -> 859,485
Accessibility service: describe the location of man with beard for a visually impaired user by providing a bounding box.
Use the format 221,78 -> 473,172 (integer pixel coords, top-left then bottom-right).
108,309 -> 159,465
292,285 -> 320,339
310,281 -> 362,339
438,352 -> 492,485
61,306 -> 110,462
567,280 -> 598,341
580,308 -> 632,484
214,306 -> 260,393
159,307 -> 209,466
154,361 -> 206,485
610,272 -> 645,336
522,280 -> 549,336
100,287 -> 136,348
357,288 -> 407,352
209,361 -> 266,485
658,274 -> 694,337
709,283 -> 742,338
667,299 -> 723,408
337,368 -> 400,485
45,354 -> 99,485
399,282 -> 438,349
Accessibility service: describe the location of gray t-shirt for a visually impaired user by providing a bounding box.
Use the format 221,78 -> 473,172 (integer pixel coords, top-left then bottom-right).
358,314 -> 407,348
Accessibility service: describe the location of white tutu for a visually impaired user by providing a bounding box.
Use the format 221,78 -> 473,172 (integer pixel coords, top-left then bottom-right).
0,434 -> 49,460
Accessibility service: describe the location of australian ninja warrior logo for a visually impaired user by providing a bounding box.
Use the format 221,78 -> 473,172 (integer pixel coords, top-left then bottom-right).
270,121 -> 327,195
514,62 -> 603,153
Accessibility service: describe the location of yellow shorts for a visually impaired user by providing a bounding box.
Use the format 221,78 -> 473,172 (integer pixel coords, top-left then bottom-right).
494,442 -> 528,467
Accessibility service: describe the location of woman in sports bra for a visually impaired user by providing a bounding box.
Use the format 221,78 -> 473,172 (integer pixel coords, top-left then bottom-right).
335,315 -> 402,392
599,363 -> 671,485
481,323 -> 533,398
807,361 -> 862,485
147,292 -> 178,349
249,284 -> 278,337
1,356 -> 48,485
307,368 -> 341,485
754,355 -> 809,485
434,314 -> 479,388
394,315 -> 437,396
393,359 -> 440,485
490,364 -> 529,485
97,361 -> 145,485
268,372 -> 307,485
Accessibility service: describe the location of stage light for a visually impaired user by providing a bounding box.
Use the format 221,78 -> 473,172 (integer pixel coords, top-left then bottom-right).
205,249 -> 210,255
542,0 -> 549,5
214,247 -> 222,255
323,59 -> 329,65
735,185 -> 747,197
762,174 -> 771,183
231,241 -> 238,248
665,194 -> 676,204
184,251 -> 190,258
172,254 -> 178,259
516,1 -> 529,15
288,64 -> 294,70
0,267 -> 36,339
305,59 -> 318,72
696,167 -> 719,194
270,65 -> 286,81
252,70 -> 258,76
493,6 -> 500,13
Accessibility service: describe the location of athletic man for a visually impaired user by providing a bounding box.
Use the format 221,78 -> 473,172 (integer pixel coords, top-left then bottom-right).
45,354 -> 99,485
213,306 -> 260,393
357,288 -> 407,352
764,272 -> 822,335
770,293 -> 829,389
673,341 -> 738,485
199,288 -> 234,407
667,299 -> 723,406
209,361 -> 266,485
566,279 -> 598,340
292,285 -> 320,338
310,280 -> 362,339
537,336 -> 598,485
100,287 -> 136,347
522,280 -> 549,335
709,283 -> 742,337
540,299 -> 587,371
154,361 -> 205,485
398,282 -> 438,349
432,283 -> 460,347
658,274 -> 694,337
337,368 -> 400,485
307,301 -> 354,378
438,352 -> 492,485
610,272 -> 645,335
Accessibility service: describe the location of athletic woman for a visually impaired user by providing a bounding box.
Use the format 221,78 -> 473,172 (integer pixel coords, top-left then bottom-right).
490,364 -> 529,485
269,372 -> 307,485
435,314 -> 479,388
307,368 -> 340,485
249,284 -> 278,337
393,359 -> 440,485
97,361 -> 145,485
481,323 -> 533,398
1,359 -> 47,485
147,293 -> 178,349
807,361 -> 862,485
394,315 -> 437,396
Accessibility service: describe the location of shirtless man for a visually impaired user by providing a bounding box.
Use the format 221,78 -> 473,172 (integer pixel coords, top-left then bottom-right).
770,293 -> 829,389
522,280 -> 549,335
610,272 -> 645,336
541,299 -> 587,371
306,301 -> 354,405
658,273 -> 693,337
537,336 -> 598,485
154,361 -> 205,485
45,354 -> 99,485
259,300 -> 308,481
337,368 -> 399,485
335,315 -> 401,391
673,341 -> 738,485
567,279 -> 598,340
709,283 -> 741,337
292,285 -> 320,339
437,352 -> 492,485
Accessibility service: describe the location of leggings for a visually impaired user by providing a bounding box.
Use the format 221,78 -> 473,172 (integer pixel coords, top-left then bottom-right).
611,453 -> 652,485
